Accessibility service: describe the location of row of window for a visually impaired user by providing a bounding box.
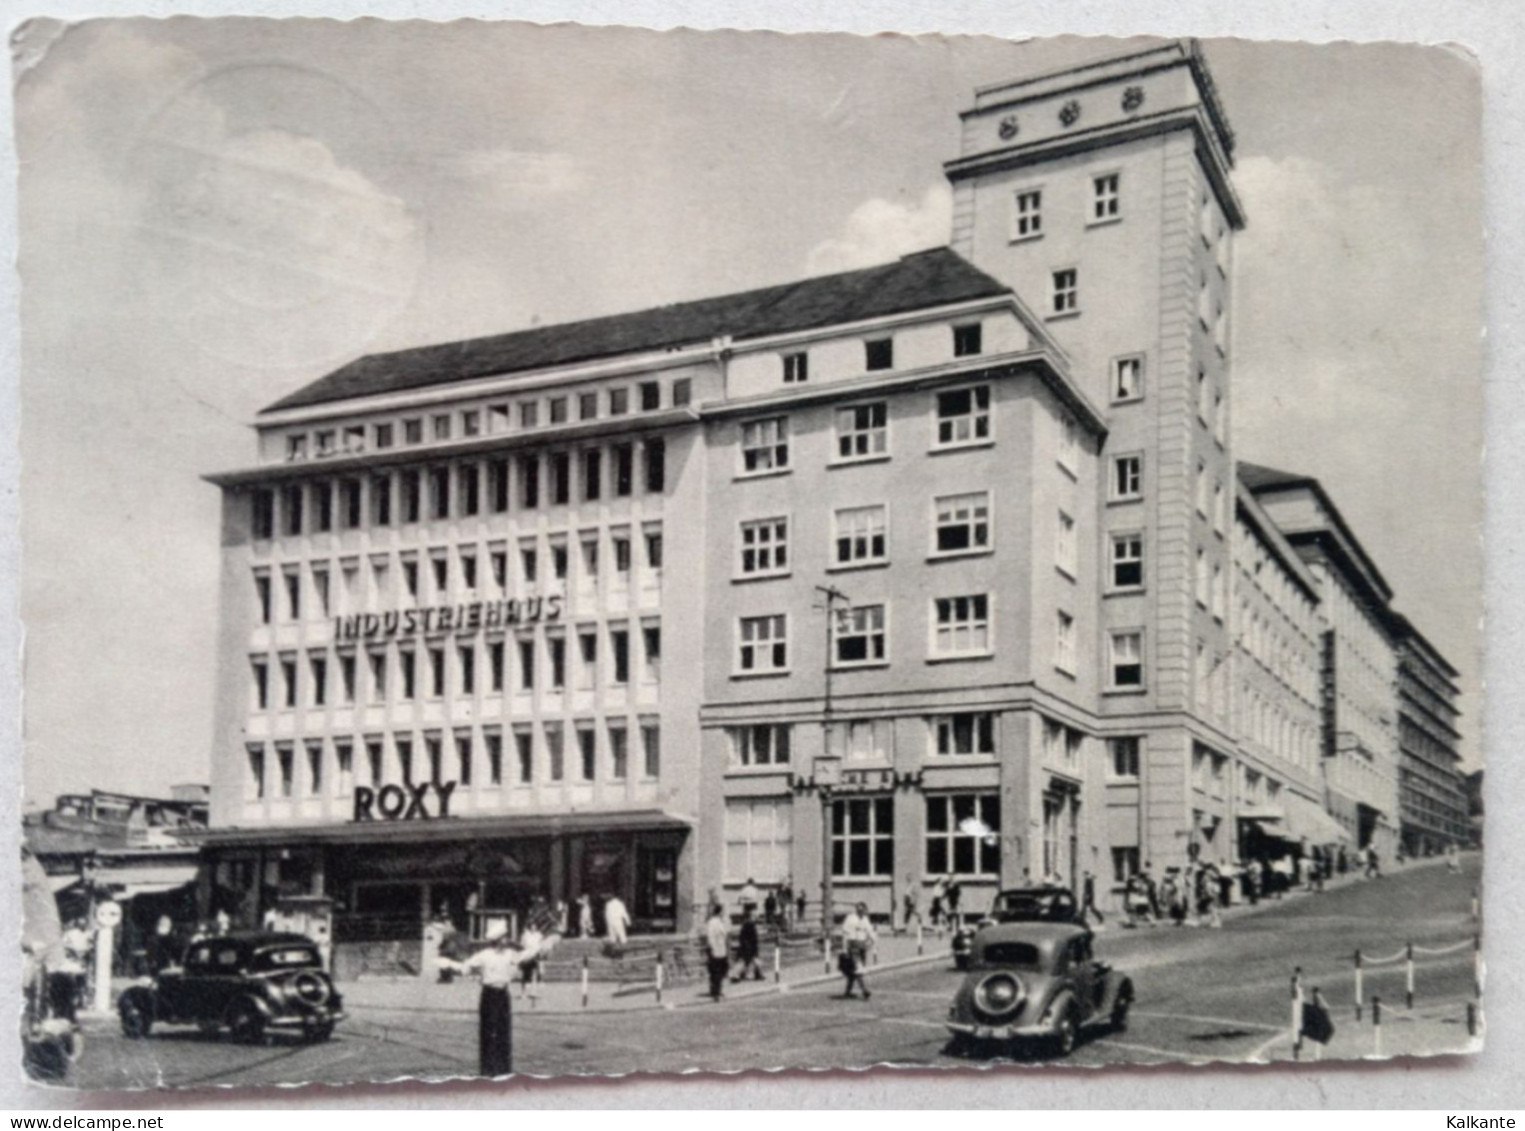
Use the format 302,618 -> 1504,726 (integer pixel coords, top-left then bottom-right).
723,794 -> 1001,880
253,528 -> 663,625
249,624 -> 660,709
1010,173 -> 1123,245
776,323 -> 985,388
735,493 -> 993,579
245,721 -> 662,799
281,381 -> 692,463
729,712 -> 1000,770
735,384 -> 1079,477
252,440 -> 667,540
734,595 -> 992,674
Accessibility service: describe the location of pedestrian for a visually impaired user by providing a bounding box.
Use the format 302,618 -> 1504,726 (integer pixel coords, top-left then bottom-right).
1197,864 -> 1222,928
1142,861 -> 1162,920
517,922 -> 544,1003
452,926 -> 542,1078
902,876 -> 921,934
49,921 -> 90,1023
1080,870 -> 1105,926
779,877 -> 794,930
945,875 -> 963,930
1446,843 -> 1462,875
839,902 -> 876,1000
149,915 -> 178,975
1124,868 -> 1153,928
1245,859 -> 1261,905
704,904 -> 731,1001
929,879 -> 946,934
604,893 -> 631,947
739,877 -> 761,919
763,888 -> 778,927
214,909 -> 232,935
1365,846 -> 1381,880
795,889 -> 806,929
733,907 -> 763,982
577,893 -> 594,938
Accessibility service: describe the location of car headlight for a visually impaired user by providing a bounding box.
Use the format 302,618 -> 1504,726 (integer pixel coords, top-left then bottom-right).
973,972 -> 1026,1021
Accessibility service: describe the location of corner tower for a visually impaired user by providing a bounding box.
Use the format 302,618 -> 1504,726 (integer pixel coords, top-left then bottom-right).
947,40 -> 1246,870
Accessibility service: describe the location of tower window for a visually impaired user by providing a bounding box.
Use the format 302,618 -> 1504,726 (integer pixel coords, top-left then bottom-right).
1012,189 -> 1042,239
1051,269 -> 1078,315
1092,173 -> 1121,222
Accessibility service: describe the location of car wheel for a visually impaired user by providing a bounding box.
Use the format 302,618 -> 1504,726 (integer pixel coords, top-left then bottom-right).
1110,987 -> 1133,1032
1052,1006 -> 1079,1057
119,998 -> 151,1040
227,1000 -> 267,1046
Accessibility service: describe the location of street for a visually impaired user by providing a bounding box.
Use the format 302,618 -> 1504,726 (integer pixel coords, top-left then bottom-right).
64,857 -> 1481,1090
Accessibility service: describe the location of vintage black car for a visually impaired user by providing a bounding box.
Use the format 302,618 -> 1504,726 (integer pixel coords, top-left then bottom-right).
117,932 -> 344,1044
947,921 -> 1133,1058
951,886 -> 1079,970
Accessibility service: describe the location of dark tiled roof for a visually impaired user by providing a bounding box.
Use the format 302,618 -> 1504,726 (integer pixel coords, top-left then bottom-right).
263,248 -> 1013,414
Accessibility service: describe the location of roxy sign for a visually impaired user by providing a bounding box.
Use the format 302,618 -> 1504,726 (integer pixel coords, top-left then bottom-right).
352,781 -> 458,822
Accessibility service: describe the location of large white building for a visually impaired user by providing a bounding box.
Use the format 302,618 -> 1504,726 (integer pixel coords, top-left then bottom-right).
195,39 -> 1457,970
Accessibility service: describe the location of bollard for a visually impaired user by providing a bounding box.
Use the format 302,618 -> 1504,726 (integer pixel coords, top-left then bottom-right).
581,955 -> 590,1009
1311,988 -> 1328,1061
1474,934 -> 1483,999
773,944 -> 781,984
824,931 -> 833,976
1290,968 -> 1304,1061
1353,950 -> 1363,1020
655,952 -> 664,1005
1405,943 -> 1415,1010
1373,995 -> 1383,1057
1471,888 -> 1479,920
917,920 -> 924,956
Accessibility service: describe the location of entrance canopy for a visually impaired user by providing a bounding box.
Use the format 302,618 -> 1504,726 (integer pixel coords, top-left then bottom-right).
190,809 -> 691,850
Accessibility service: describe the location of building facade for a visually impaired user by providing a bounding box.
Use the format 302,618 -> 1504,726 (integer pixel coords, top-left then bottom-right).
197,40 -> 1465,967
1391,615 -> 1468,855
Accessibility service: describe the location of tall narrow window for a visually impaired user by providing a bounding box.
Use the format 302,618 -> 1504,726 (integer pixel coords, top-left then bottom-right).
519,455 -> 540,509
1055,610 -> 1076,673
1013,189 -> 1042,238
309,653 -> 327,707
281,656 -> 298,709
306,742 -> 324,795
399,649 -> 416,700
782,352 -> 808,384
246,746 -> 266,798
430,468 -> 450,520
455,731 -> 473,787
642,624 -> 661,683
312,566 -> 330,617
1051,269 -> 1078,315
517,638 -> 535,691
549,636 -> 566,690
282,485 -> 304,536
371,475 -> 392,526
254,574 -> 272,625
401,471 -> 421,523
314,482 -> 333,533
488,639 -> 505,693
368,650 -> 386,701
515,729 -> 534,783
1092,173 -> 1121,221
609,726 -> 628,780
551,453 -> 571,505
1111,455 -> 1143,501
339,653 -> 356,703
252,490 -> 275,540
611,628 -> 630,685
459,644 -> 475,696
583,449 -> 602,501
1109,631 -> 1144,689
341,480 -> 362,529
489,460 -> 509,513
642,725 -> 660,778
487,730 -> 504,785
613,444 -> 634,496
251,657 -> 269,710
283,571 -> 301,620
1056,511 -> 1077,577
461,465 -> 480,516
577,729 -> 596,781
639,382 -> 661,411
644,439 -> 666,493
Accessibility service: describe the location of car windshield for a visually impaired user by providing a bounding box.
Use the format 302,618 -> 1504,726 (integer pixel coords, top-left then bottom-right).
980,941 -> 1043,968
251,946 -> 321,972
990,890 -> 1074,922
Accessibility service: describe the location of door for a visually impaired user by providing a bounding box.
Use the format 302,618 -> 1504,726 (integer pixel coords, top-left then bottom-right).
636,846 -> 677,929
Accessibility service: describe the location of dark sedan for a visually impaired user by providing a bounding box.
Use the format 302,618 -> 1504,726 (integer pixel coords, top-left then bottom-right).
117,932 -> 344,1045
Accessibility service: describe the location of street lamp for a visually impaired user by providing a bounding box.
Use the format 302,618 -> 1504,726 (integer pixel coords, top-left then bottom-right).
815,584 -> 848,963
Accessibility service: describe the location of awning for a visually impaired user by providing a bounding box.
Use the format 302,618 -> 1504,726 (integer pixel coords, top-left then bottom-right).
1287,798 -> 1353,845
1236,805 -> 1285,823
189,808 -> 692,850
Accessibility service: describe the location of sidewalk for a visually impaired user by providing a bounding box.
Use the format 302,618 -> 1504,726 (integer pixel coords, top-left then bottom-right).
341,928 -> 949,1017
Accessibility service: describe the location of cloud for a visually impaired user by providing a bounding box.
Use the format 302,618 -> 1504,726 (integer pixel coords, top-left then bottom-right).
444,147 -> 586,211
804,183 -> 952,275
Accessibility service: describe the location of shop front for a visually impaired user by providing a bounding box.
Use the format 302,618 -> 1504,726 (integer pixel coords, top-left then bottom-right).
194,810 -> 691,980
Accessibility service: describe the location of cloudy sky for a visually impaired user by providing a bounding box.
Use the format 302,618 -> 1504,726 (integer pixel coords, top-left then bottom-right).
14,21 -> 1483,805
